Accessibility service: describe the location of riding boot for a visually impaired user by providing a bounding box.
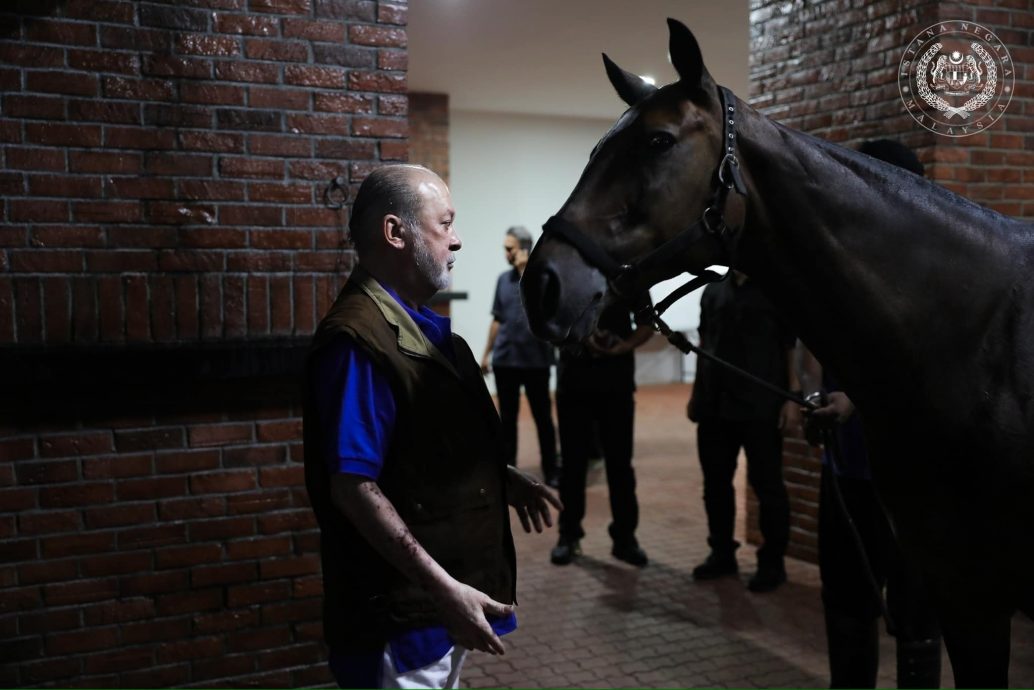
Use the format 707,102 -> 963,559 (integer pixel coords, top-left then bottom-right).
824,607 -> 878,688
896,638 -> 941,689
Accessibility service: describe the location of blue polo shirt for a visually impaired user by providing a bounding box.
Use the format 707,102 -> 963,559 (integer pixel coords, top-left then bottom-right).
313,286 -> 516,685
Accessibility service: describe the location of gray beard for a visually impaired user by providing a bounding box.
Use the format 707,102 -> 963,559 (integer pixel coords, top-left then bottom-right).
412,233 -> 451,293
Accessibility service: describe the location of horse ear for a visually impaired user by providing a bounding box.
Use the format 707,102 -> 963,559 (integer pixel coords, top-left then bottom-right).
602,53 -> 657,106
667,18 -> 712,88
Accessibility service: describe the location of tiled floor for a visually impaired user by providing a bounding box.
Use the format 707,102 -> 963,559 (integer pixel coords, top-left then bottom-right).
465,383 -> 1034,688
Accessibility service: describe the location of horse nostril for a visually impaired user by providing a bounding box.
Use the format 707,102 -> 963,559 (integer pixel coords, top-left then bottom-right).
536,267 -> 561,321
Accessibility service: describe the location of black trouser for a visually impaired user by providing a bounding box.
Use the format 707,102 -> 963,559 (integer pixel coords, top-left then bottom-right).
818,467 -> 941,688
696,418 -> 789,566
494,366 -> 557,478
556,389 -> 638,543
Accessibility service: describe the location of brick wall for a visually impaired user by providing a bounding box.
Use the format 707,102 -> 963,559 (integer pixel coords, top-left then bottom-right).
1,1 -> 408,686
747,0 -> 1033,562
408,91 -> 448,183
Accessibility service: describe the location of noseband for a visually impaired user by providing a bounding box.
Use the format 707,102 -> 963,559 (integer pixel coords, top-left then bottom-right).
540,86 -> 747,305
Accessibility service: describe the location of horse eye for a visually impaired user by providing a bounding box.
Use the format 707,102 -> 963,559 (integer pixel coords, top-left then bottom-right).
647,132 -> 677,152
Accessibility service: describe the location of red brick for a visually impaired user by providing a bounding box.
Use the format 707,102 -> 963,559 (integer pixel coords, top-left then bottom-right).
177,33 -> 241,56
192,653 -> 255,682
293,274 -> 314,334
105,126 -> 177,150
214,13 -> 279,35
193,608 -> 260,635
82,502 -> 153,529
181,82 -> 246,105
115,476 -> 188,501
248,132 -> 311,157
45,626 -> 118,655
192,561 -> 257,587
178,180 -> 246,201
220,205 -> 284,226
5,95 -> 66,120
352,117 -> 407,138
0,43 -> 64,68
288,160 -> 346,181
27,174 -> 102,198
8,250 -> 83,273
187,516 -> 255,541
258,509 -> 315,534
230,583 -> 289,611
147,202 -> 218,227
156,637 -> 224,665
249,86 -> 311,110
190,470 -> 257,494
18,608 -> 81,635
18,509 -> 79,535
19,558 -> 77,584
25,70 -> 98,97
158,496 -> 226,521
74,201 -> 143,224
83,597 -> 155,626
119,571 -> 188,597
214,60 -> 280,84
40,531 -> 115,558
349,24 -> 406,47
25,123 -> 102,147
102,77 -> 175,102
181,131 -> 246,153
250,0 -> 312,14
220,156 -> 284,179
314,92 -> 374,113
156,588 -> 223,616
245,38 -> 309,62
282,17 -> 345,41
82,647 -> 154,676
118,523 -> 187,549
224,274 -> 246,337
284,64 -> 345,88
82,453 -> 153,480
143,55 -> 213,79
80,550 -> 153,577
287,112 -> 348,135
25,19 -> 97,45
315,138 -> 376,159
378,49 -> 407,71
259,554 -> 320,579
32,226 -> 105,248
155,544 -> 223,570
69,151 -> 141,174
39,432 -> 113,458
146,152 -> 213,176
68,49 -> 141,75
15,460 -> 78,485
378,3 -> 406,25
5,147 -> 65,171
380,140 -> 407,161
348,71 -> 406,93
85,249 -> 156,272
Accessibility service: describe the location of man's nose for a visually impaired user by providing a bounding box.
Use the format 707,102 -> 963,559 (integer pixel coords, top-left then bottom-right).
450,228 -> 462,251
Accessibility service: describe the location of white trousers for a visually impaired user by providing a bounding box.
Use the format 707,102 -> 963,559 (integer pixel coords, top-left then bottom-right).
380,644 -> 468,689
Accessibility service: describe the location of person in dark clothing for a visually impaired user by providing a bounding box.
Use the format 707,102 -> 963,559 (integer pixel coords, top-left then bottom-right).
550,300 -> 653,567
481,226 -> 559,487
688,271 -> 800,592
803,139 -> 942,689
302,164 -> 561,688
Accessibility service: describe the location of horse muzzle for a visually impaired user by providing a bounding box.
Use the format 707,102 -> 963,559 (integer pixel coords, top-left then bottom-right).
521,241 -> 606,344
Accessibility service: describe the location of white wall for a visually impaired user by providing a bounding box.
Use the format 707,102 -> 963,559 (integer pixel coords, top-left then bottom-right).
447,109 -> 705,384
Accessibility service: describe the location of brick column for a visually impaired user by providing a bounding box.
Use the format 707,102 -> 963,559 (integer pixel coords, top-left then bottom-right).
0,1 -> 407,686
747,0 -> 1033,562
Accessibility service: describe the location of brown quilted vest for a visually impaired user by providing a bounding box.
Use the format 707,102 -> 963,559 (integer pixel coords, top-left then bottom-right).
303,267 -> 516,651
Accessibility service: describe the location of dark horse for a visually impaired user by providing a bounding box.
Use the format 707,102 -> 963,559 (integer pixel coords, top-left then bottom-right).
522,18 -> 1034,688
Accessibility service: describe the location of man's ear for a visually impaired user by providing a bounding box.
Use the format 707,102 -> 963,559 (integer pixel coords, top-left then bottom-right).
383,214 -> 405,250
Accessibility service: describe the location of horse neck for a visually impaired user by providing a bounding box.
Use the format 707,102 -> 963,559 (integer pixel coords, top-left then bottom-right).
731,109 -> 1027,404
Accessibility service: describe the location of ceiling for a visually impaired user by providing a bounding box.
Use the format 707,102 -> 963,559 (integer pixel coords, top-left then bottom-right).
408,0 -> 750,120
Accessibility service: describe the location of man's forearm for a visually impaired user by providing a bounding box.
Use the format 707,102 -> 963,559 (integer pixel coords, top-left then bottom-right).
330,474 -> 454,596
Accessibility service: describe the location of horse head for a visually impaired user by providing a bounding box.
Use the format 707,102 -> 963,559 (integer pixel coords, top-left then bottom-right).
522,19 -> 741,344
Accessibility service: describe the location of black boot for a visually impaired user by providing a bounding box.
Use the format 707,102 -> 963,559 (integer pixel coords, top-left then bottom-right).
692,539 -> 739,580
824,607 -> 878,688
896,638 -> 941,689
550,536 -> 580,565
748,559 -> 787,593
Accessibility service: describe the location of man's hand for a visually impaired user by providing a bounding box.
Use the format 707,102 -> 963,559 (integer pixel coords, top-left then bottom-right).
432,579 -> 513,655
480,354 -> 491,375
505,466 -> 563,533
811,391 -> 855,423
801,391 -> 855,446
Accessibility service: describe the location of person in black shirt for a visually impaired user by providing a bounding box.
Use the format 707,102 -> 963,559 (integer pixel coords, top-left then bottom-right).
550,299 -> 653,567
688,271 -> 800,592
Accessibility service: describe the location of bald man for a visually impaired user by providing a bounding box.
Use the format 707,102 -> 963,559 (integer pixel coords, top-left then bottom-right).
303,165 -> 561,689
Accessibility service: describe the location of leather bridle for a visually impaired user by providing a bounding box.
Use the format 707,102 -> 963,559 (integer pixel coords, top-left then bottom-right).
540,86 -> 747,308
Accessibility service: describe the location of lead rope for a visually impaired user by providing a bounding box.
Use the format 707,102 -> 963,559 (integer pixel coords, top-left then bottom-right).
643,278 -> 896,635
